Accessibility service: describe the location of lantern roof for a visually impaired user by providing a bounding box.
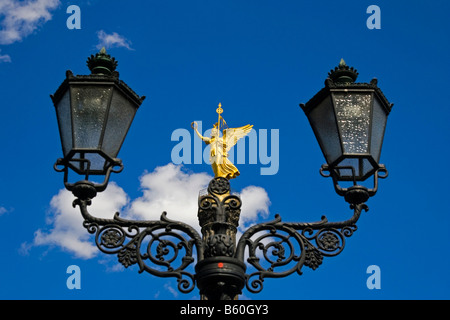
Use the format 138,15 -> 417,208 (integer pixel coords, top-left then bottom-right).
301,59 -> 393,115
50,48 -> 145,107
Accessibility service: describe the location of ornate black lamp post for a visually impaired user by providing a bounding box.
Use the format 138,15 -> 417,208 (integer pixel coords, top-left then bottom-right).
51,50 -> 392,300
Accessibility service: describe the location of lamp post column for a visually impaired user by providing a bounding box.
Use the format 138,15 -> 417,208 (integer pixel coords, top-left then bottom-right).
195,177 -> 246,300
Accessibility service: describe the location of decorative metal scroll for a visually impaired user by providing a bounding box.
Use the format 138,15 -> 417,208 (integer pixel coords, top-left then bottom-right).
235,203 -> 368,294
73,198 -> 203,294
54,155 -> 123,193
71,178 -> 369,297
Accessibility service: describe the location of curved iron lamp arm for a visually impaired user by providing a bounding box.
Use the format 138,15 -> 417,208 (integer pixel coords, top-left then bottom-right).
67,172 -> 383,299
73,191 -> 204,294
235,203 -> 368,294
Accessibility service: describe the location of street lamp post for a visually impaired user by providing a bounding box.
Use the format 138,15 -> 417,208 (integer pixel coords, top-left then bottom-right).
51,50 -> 392,300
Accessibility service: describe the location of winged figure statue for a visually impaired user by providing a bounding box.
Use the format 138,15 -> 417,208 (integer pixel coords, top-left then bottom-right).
192,103 -> 253,180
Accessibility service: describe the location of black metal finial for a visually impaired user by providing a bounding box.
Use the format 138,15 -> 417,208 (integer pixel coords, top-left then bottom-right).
86,47 -> 118,75
328,58 -> 359,83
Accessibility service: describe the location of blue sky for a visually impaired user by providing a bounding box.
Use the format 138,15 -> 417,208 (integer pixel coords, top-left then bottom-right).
0,0 -> 449,300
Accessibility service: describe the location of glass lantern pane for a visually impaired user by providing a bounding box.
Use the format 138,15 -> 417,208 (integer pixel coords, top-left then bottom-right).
55,89 -> 72,157
335,157 -> 374,181
70,85 -> 113,149
308,95 -> 342,164
370,96 -> 388,163
333,92 -> 372,155
69,152 -> 109,174
101,89 -> 138,158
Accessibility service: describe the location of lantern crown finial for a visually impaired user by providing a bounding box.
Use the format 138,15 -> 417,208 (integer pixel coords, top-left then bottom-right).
328,58 -> 359,84
87,47 -> 118,76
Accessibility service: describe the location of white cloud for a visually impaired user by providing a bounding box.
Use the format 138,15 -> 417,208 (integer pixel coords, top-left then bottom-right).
129,164 -> 271,233
128,163 -> 211,231
0,49 -> 11,62
96,30 -> 133,50
33,163 -> 271,260
0,0 -> 60,45
239,186 -> 270,229
33,182 -> 128,259
0,206 -> 7,215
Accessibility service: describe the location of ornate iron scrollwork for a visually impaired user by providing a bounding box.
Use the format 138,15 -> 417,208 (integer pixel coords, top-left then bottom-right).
69,178 -> 370,299
235,203 -> 368,294
73,192 -> 203,294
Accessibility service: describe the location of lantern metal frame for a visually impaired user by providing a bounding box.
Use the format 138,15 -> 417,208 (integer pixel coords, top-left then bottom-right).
50,49 -> 145,193
300,60 -> 393,199
51,52 -> 393,300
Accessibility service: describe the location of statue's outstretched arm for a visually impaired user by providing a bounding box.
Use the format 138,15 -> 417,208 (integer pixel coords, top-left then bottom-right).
191,121 -> 210,143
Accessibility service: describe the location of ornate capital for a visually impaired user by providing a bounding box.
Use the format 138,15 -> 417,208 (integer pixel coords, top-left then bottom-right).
198,177 -> 242,258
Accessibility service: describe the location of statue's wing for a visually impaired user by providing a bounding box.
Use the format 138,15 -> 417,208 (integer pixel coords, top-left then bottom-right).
224,124 -> 253,151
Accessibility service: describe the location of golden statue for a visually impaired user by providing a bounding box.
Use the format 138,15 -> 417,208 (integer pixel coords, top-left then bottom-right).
192,103 -> 253,180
